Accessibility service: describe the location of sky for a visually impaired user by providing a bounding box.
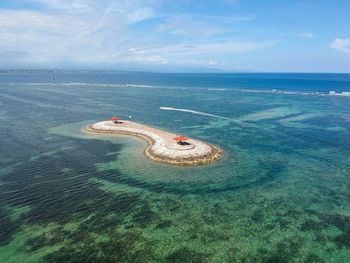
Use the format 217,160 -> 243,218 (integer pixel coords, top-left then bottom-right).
0,0 -> 349,72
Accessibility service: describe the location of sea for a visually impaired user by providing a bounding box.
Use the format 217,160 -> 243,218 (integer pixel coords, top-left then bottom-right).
0,71 -> 350,262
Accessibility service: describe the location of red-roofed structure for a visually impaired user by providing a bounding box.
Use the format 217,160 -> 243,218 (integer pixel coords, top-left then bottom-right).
111,116 -> 121,123
174,136 -> 189,142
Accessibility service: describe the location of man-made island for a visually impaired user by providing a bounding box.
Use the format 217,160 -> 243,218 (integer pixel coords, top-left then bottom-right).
84,117 -> 223,166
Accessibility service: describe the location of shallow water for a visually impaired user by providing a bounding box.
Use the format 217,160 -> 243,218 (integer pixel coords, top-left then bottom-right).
1,71 -> 350,262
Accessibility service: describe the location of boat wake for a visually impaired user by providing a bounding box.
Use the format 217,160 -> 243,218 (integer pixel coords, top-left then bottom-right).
159,107 -> 230,120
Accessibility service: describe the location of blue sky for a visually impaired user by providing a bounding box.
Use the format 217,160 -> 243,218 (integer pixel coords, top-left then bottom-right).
0,0 -> 349,72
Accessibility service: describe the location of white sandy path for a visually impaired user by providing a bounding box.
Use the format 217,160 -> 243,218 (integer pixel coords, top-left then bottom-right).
90,121 -> 214,159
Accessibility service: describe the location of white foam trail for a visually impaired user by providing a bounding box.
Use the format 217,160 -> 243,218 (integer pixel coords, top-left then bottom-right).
159,107 -> 230,120
159,106 -> 258,129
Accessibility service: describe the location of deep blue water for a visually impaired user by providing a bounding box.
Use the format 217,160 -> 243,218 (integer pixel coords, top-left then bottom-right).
1,71 -> 350,92
0,71 -> 350,262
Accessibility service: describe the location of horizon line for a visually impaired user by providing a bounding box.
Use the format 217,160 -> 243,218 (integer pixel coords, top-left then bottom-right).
1,69 -> 350,74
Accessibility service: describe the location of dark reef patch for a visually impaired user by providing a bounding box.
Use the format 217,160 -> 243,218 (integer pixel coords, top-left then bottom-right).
0,136 -> 158,260
301,210 -> 350,248
131,203 -> 158,228
26,227 -> 70,251
155,219 -> 172,229
237,235 -> 311,263
43,230 -> 155,263
0,208 -> 18,245
0,138 -> 125,225
251,209 -> 264,223
165,247 -> 209,263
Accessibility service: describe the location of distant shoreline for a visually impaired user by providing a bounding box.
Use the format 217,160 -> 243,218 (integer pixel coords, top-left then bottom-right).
2,70 -> 350,74
84,120 -> 223,166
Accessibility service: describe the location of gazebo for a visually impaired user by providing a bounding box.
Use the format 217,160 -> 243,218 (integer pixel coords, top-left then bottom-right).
111,116 -> 121,124
174,135 -> 189,145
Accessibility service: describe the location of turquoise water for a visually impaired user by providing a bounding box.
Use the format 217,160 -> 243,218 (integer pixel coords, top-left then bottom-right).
0,71 -> 350,262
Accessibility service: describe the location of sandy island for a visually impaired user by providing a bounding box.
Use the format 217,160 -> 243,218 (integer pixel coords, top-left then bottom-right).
84,120 -> 223,166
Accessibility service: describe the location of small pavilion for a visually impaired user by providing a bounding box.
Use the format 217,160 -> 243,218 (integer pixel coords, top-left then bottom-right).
111,116 -> 121,124
174,135 -> 190,145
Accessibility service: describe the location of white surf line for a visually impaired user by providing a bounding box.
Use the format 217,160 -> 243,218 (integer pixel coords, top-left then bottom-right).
159,107 -> 260,129
159,107 -> 231,120
11,82 -> 155,88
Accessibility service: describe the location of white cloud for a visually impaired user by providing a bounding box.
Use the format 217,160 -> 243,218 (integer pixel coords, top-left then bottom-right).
126,41 -> 275,69
157,15 -> 228,37
0,0 -> 272,70
32,0 -> 92,13
32,0 -> 157,21
156,13 -> 254,38
0,9 -> 125,64
128,48 -> 168,64
0,1 -> 158,66
134,41 -> 275,57
177,59 -> 225,69
331,38 -> 350,54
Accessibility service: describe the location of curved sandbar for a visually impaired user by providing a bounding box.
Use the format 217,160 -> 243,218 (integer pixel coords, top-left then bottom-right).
85,120 -> 223,166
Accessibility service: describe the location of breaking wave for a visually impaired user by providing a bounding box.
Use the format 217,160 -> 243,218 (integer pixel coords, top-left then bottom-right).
8,82 -> 155,88
237,88 -> 350,97
7,82 -> 350,97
